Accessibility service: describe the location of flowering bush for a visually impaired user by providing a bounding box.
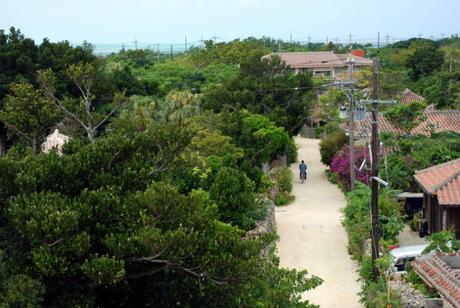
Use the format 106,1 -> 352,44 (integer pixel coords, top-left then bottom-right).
330,145 -> 370,188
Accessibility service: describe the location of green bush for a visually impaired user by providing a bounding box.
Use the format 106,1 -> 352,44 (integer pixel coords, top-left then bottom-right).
275,193 -> 295,206
358,257 -> 401,308
423,230 -> 460,253
275,167 -> 293,195
325,169 -> 338,184
273,167 -> 295,206
381,132 -> 460,191
319,130 -> 348,166
343,183 -> 404,261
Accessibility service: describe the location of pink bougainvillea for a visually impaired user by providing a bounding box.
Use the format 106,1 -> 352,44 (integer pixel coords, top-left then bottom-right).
330,145 -> 370,187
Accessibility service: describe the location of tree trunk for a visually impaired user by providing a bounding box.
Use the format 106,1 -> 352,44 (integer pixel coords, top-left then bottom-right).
87,129 -> 95,142
0,134 -> 5,156
32,137 -> 37,154
0,124 -> 7,156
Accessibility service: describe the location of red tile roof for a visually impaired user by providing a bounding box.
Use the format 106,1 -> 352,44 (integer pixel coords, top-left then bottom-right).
414,110 -> 460,135
414,159 -> 460,206
412,254 -> 460,307
399,89 -> 425,105
346,110 -> 460,138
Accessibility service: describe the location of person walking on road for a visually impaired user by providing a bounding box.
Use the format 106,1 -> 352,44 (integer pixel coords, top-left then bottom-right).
299,160 -> 307,183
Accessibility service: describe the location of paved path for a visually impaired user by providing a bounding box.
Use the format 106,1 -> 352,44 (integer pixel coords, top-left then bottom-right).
276,137 -> 361,307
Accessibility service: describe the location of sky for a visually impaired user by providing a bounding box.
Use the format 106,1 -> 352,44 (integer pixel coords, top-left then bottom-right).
1,0 -> 459,45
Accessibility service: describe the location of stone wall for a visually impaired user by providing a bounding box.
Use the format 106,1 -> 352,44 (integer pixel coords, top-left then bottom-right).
244,201 -> 276,258
390,274 -> 426,308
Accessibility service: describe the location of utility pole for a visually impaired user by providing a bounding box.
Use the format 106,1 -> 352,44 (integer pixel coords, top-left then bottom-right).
185,36 -> 188,52
170,44 -> 173,60
308,35 -> 311,46
347,57 -> 356,190
371,58 -> 380,280
134,37 -> 138,50
377,32 -> 380,49
349,33 -> 352,47
290,33 -> 292,44
385,33 -> 390,46
329,79 -> 334,118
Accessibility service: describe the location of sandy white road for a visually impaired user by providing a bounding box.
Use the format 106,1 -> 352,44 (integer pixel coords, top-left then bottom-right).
276,137 -> 361,307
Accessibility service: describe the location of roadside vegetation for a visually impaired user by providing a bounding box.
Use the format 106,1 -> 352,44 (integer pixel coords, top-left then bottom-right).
0,24 -> 459,306
318,35 -> 460,307
0,27 -> 324,307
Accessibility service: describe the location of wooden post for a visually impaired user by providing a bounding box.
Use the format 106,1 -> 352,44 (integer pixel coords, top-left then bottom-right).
348,59 -> 356,190
371,58 -> 380,281
443,209 -> 447,231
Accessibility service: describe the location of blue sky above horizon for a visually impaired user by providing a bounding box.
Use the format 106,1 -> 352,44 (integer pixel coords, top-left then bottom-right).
1,0 -> 459,45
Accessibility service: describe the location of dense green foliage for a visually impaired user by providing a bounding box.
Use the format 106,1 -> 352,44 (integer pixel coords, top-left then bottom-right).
342,184 -> 404,307
422,230 -> 460,253
319,126 -> 348,166
372,37 -> 460,108
273,167 -> 295,206
202,54 -> 315,135
0,83 -> 59,152
0,116 -> 321,306
384,100 -> 426,135
380,132 -> 460,191
0,28 -> 324,306
405,41 -> 445,81
342,183 -> 404,261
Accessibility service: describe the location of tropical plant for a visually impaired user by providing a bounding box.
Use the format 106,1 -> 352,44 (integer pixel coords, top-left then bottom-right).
423,230 -> 460,253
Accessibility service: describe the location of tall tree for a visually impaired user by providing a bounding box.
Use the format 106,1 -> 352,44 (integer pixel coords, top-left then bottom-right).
406,42 -> 445,81
38,64 -> 128,141
441,41 -> 460,72
0,83 -> 59,153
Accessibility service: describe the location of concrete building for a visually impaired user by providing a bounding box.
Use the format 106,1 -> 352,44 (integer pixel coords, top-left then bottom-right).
264,51 -> 373,78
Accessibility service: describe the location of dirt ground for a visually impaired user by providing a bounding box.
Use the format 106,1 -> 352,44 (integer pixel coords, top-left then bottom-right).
276,137 -> 361,307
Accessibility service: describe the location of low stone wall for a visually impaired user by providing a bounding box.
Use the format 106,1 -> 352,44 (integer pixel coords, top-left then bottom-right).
390,274 -> 426,308
244,201 -> 276,258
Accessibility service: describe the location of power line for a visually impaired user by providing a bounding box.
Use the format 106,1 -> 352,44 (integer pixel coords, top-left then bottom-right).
82,32 -> 458,55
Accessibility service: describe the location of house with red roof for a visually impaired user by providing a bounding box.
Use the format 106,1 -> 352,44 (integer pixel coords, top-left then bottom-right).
264,51 -> 373,78
414,159 -> 460,238
343,90 -> 460,138
347,109 -> 460,139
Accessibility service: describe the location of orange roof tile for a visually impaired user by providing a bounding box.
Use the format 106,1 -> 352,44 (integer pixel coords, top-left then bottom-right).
412,254 -> 460,307
347,110 -> 460,138
414,159 -> 460,205
399,89 -> 425,105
